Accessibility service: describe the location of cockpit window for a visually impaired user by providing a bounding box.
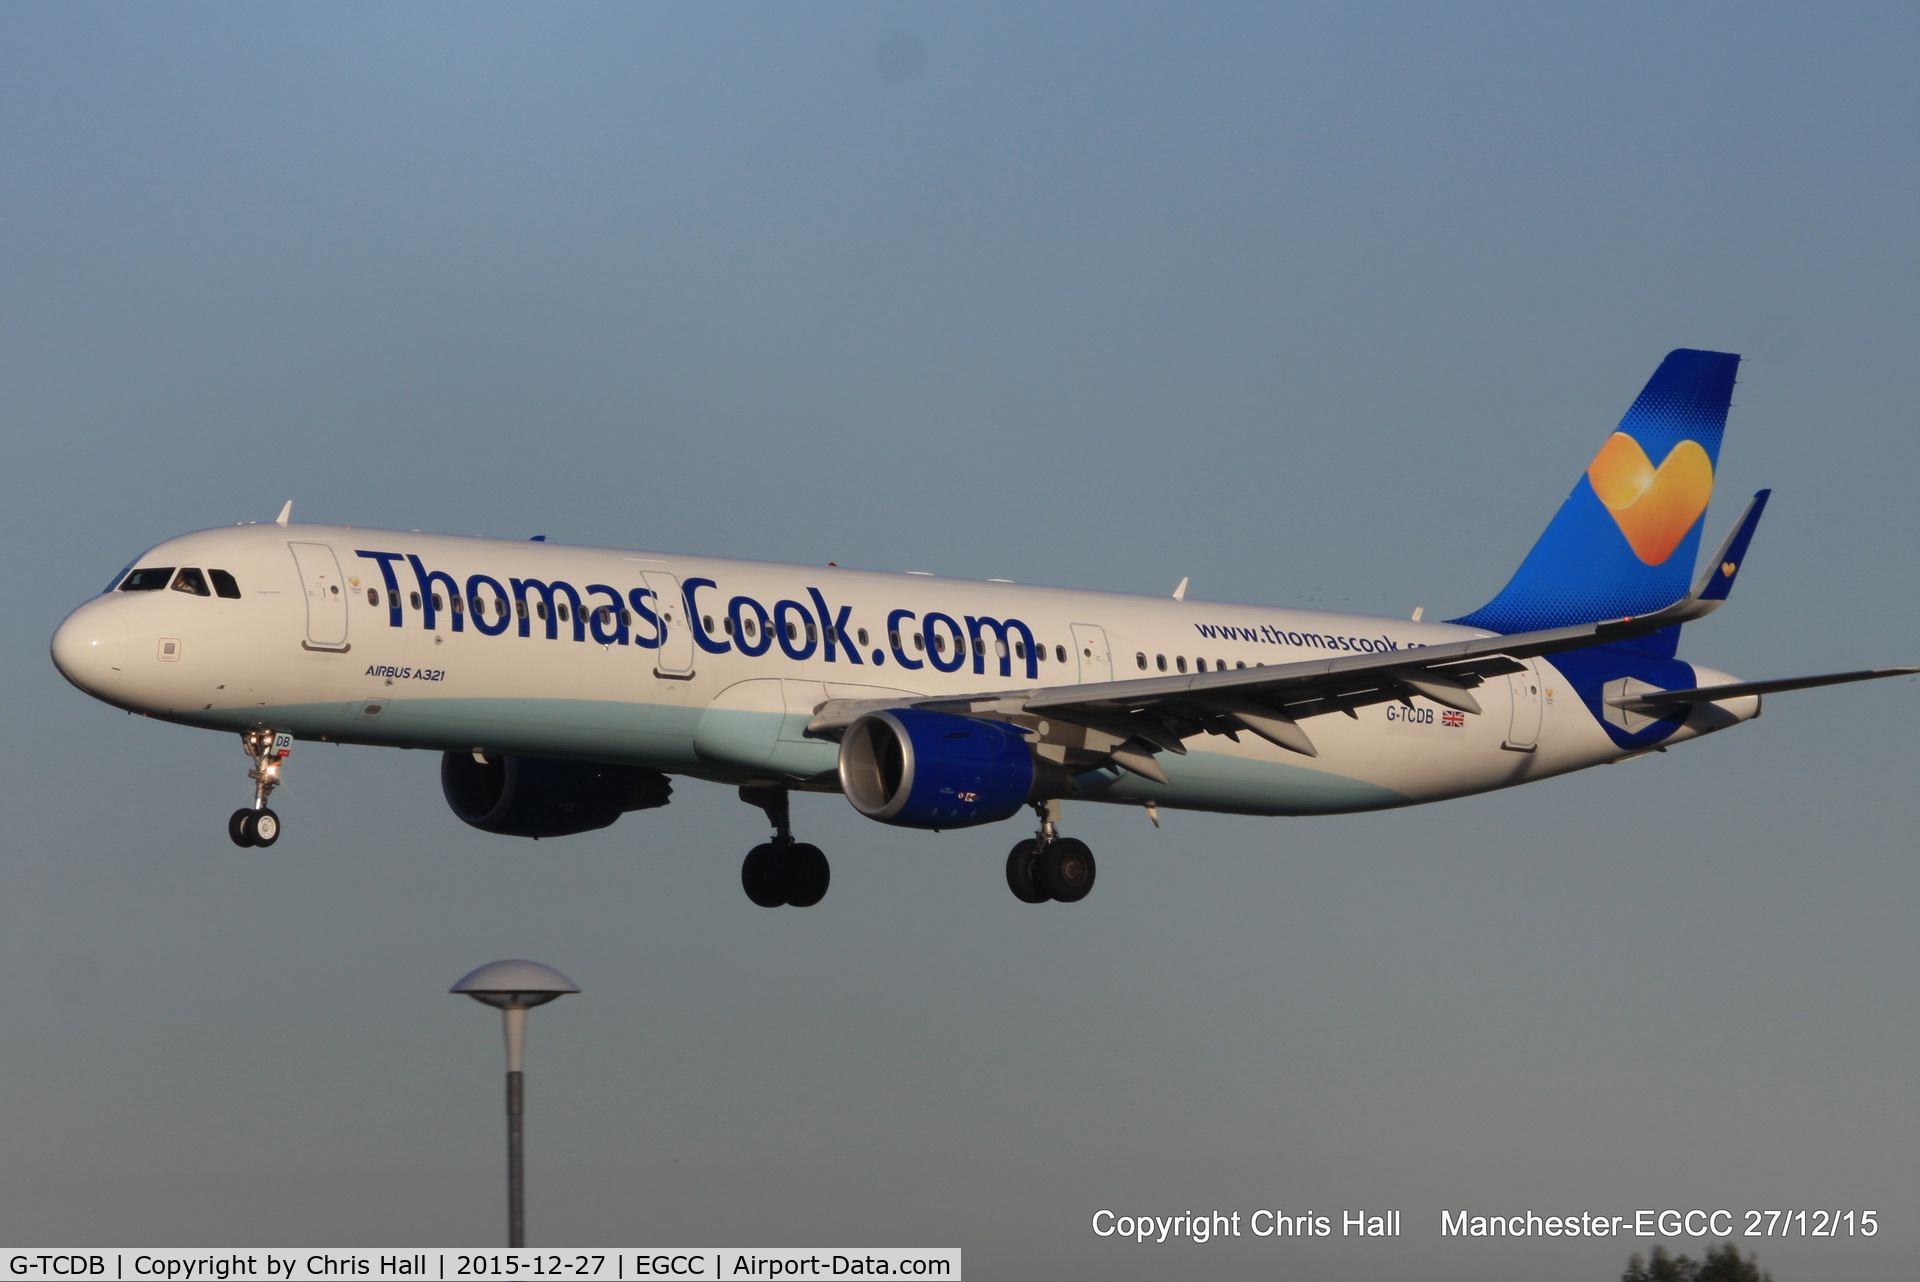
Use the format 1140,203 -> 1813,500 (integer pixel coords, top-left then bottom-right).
171,568 -> 212,597
209,569 -> 241,599
119,567 -> 176,592
104,560 -> 137,593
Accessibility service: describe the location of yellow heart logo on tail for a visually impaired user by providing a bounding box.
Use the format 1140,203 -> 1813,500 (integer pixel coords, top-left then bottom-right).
1586,432 -> 1714,565
1721,561 -> 1736,577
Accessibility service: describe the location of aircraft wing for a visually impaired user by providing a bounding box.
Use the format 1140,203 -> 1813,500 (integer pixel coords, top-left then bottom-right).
1003,600 -> 1711,763
805,494 -> 1782,773
806,567 -> 1729,767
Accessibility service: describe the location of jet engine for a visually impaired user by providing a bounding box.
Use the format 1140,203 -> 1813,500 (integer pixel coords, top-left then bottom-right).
440,752 -> 672,838
837,708 -> 1064,829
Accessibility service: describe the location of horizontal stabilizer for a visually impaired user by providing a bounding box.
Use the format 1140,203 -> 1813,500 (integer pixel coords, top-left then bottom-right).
1606,666 -> 1920,713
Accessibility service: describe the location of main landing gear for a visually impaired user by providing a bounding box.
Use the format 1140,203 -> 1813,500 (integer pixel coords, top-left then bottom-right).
229,729 -> 292,848
738,786 -> 830,908
1006,800 -> 1096,904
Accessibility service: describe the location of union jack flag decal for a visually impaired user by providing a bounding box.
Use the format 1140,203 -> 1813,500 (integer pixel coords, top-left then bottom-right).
1441,710 -> 1466,727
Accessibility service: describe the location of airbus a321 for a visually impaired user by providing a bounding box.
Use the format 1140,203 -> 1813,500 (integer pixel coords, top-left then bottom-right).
50,350 -> 1914,907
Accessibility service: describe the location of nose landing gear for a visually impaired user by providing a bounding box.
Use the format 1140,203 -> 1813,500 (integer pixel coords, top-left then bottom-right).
229,729 -> 292,848
738,786 -> 830,908
1006,800 -> 1096,904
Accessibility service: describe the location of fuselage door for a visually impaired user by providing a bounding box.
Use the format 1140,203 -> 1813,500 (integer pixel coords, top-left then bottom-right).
1504,658 -> 1543,751
1070,623 -> 1112,685
289,542 -> 350,650
643,571 -> 695,676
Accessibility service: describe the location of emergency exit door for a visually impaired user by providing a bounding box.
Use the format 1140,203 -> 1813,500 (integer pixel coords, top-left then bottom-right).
1071,623 -> 1112,685
643,571 -> 695,676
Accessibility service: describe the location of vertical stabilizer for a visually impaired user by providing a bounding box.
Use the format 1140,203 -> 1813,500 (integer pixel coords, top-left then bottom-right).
1451,349 -> 1740,634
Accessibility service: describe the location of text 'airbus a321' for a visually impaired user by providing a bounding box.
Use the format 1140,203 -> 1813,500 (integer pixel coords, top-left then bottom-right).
51,350 -> 1914,907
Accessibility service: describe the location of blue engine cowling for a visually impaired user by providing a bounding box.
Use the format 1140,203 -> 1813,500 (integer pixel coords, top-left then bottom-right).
837,708 -> 1037,829
441,752 -> 672,838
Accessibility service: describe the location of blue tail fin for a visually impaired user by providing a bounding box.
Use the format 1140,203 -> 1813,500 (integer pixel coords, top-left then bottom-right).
1451,349 -> 1740,634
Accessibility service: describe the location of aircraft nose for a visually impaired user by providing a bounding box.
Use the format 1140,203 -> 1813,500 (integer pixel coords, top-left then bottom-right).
51,599 -> 130,696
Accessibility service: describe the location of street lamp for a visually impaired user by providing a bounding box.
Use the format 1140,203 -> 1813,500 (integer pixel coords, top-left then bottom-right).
451,959 -> 581,1247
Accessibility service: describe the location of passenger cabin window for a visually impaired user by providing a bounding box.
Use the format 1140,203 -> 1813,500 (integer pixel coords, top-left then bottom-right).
119,567 -> 175,592
1136,652 -> 1147,669
1055,645 -> 1067,664
1156,654 -> 1167,672
170,568 -> 211,597
209,569 -> 241,599
410,591 -> 422,610
1177,656 -> 1188,672
367,588 -> 379,606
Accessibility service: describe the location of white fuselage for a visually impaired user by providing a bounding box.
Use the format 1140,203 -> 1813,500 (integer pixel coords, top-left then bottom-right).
51,523 -> 1758,819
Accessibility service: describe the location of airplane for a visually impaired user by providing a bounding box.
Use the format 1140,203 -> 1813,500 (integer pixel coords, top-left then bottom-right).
49,349 -> 1915,908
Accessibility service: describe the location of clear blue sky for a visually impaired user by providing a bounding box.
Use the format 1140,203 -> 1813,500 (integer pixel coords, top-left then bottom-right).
3,4 -> 1916,1277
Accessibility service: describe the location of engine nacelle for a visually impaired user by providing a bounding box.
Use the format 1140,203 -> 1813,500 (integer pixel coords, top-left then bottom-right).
838,708 -> 1043,829
441,752 -> 672,838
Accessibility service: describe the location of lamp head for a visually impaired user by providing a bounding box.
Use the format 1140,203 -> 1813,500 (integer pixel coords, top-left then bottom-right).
451,959 -> 580,1010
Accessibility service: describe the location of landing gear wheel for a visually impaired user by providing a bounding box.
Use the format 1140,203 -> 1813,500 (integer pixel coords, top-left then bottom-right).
1005,839 -> 1050,903
234,730 -> 292,847
1037,838 -> 1095,903
741,843 -> 786,908
784,843 -> 830,907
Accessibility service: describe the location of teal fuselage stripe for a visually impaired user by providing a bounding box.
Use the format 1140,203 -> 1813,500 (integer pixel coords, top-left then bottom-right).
166,697 -> 1410,817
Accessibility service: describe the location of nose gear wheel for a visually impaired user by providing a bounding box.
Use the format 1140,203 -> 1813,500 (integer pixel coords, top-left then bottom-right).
229,729 -> 292,848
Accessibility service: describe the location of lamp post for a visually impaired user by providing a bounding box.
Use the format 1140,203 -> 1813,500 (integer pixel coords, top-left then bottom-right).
451,960 -> 580,1247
